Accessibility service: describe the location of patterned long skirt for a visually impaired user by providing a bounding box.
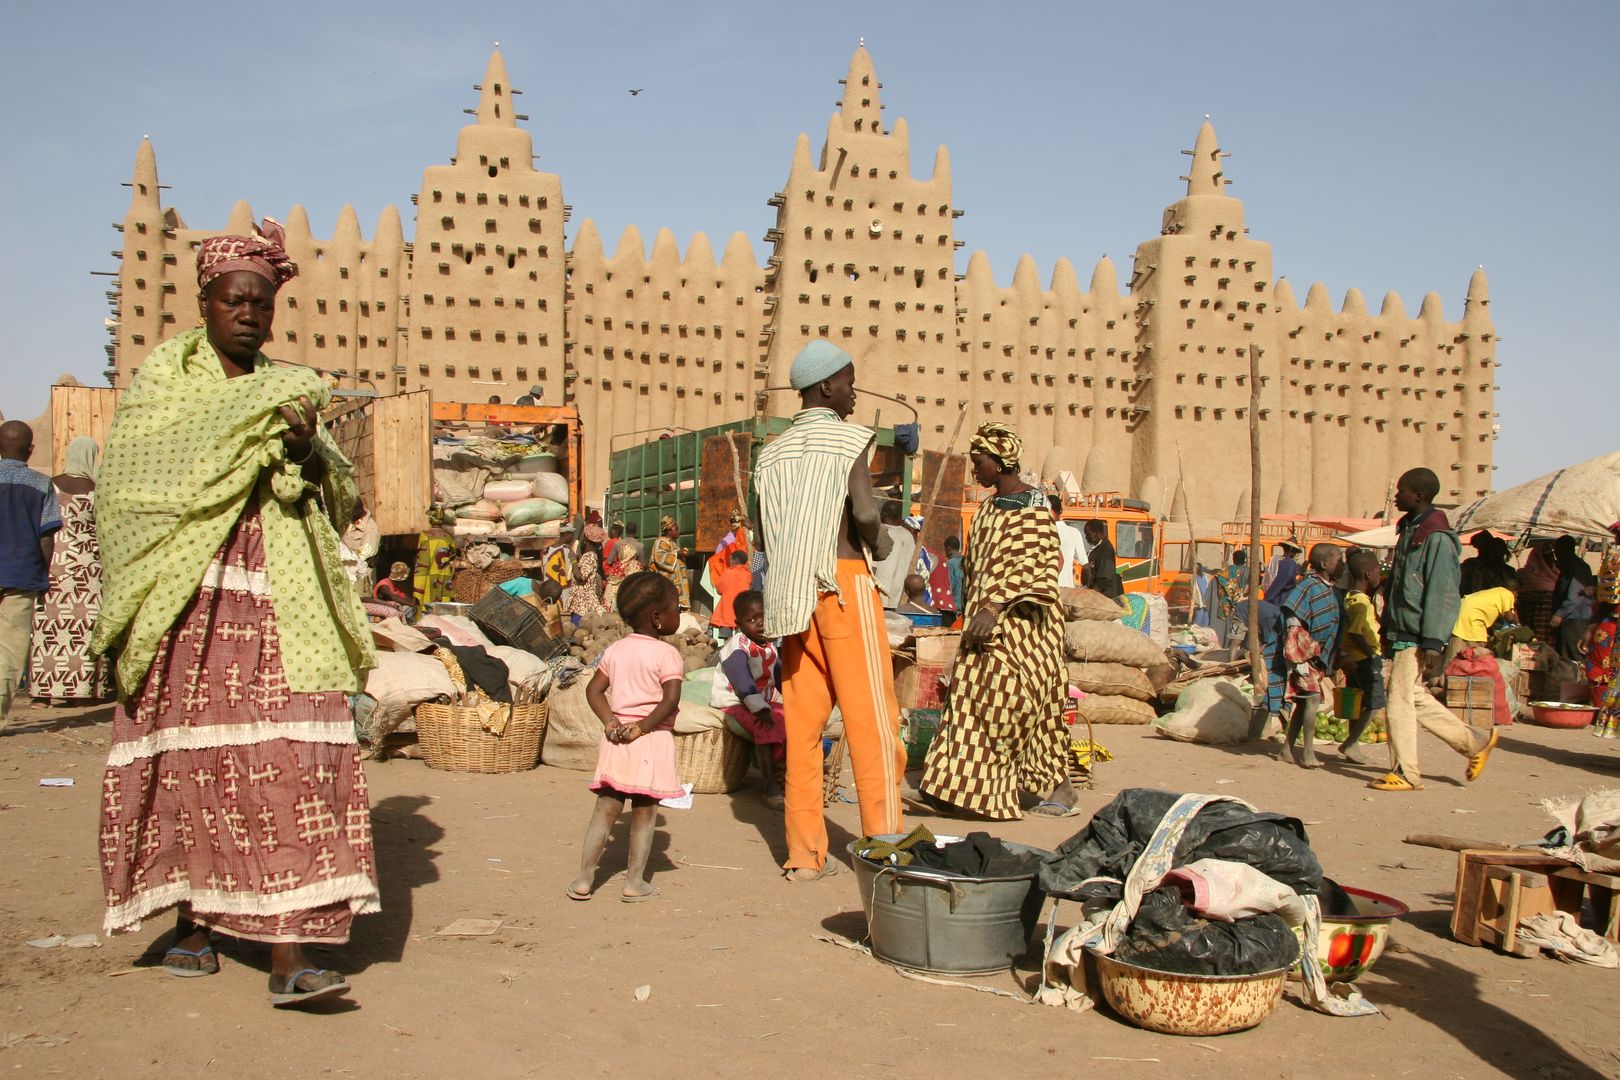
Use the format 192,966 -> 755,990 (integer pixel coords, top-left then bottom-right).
920,604 -> 1068,820
29,492 -> 109,700
99,505 -> 380,943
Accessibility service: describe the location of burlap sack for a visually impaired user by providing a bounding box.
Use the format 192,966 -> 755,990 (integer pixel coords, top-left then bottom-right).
1060,587 -> 1127,622
540,681 -> 601,771
1066,661 -> 1155,702
1075,693 -> 1158,725
1064,619 -> 1167,669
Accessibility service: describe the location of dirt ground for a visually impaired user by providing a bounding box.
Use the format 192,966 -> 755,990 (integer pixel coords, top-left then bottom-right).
2,705 -> 1618,1080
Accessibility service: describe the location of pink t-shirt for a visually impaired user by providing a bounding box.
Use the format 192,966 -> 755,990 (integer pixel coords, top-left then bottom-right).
597,633 -> 684,729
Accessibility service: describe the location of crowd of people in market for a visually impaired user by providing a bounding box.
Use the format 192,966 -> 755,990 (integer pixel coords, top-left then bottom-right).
0,216 -> 1614,1014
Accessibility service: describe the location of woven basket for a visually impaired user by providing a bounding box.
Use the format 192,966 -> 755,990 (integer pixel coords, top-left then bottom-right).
415,648 -> 547,774
417,700 -> 548,774
452,568 -> 494,604
673,726 -> 750,794
484,561 -> 531,585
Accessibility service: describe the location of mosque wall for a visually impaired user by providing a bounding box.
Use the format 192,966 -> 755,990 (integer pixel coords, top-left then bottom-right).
104,46 -> 1494,531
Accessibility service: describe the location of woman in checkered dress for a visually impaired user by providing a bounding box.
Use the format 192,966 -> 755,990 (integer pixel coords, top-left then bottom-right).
920,424 -> 1073,819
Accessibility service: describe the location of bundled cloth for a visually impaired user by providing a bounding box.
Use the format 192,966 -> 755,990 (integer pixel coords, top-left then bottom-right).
1036,789 -> 1377,1018
1538,789 -> 1620,872
853,824 -> 1046,878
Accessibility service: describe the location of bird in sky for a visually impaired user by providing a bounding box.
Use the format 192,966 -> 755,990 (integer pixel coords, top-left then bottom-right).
628,88 -> 643,96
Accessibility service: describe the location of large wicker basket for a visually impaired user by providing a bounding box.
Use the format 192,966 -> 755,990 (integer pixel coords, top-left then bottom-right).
452,568 -> 494,604
674,726 -> 750,794
417,700 -> 549,774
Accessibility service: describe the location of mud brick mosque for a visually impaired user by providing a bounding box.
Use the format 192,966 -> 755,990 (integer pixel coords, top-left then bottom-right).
104,45 -> 1496,525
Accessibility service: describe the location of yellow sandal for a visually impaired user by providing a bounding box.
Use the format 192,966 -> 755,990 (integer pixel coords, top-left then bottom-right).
1368,771 -> 1419,792
1466,730 -> 1500,782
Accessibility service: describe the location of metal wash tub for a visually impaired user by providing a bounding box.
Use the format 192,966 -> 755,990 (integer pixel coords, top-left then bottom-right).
847,836 -> 1051,976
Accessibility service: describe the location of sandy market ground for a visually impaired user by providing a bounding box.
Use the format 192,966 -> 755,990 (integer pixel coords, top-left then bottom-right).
2,705 -> 1618,1080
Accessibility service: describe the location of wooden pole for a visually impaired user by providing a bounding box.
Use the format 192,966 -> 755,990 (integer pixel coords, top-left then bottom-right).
1246,343 -> 1267,739
925,403 -> 970,522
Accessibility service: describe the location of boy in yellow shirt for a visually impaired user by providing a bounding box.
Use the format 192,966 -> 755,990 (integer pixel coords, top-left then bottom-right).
1446,582 -> 1519,669
1337,550 -> 1386,764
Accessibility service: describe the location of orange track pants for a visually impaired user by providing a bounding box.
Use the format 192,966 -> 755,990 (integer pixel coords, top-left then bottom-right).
780,560 -> 904,870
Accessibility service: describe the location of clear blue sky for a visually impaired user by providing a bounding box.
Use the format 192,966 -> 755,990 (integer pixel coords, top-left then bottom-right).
1,0 -> 1614,489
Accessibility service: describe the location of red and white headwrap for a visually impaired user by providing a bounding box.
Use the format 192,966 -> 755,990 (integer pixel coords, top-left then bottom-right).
196,217 -> 298,291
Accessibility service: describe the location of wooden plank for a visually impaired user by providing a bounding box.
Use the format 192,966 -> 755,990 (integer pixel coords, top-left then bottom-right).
917,450 -> 967,555
696,432 -> 750,555
372,391 -> 432,536
430,402 -> 580,425
50,385 -> 121,474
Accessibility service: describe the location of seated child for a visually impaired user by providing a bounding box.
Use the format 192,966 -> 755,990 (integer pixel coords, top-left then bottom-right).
709,550 -> 754,641
709,590 -> 786,810
896,573 -> 938,617
374,561 -> 415,607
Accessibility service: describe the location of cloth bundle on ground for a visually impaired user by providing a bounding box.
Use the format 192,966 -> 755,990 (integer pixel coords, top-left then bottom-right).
1066,661 -> 1154,701
1154,678 -> 1253,745
1064,620 -> 1167,669
853,824 -> 1046,878
1538,789 -> 1620,872
361,650 -> 459,747
1061,587 -> 1127,622
1074,694 -> 1157,725
1036,790 -> 1378,1018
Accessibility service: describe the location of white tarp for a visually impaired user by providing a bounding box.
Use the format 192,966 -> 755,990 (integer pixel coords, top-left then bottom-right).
1454,452 -> 1620,542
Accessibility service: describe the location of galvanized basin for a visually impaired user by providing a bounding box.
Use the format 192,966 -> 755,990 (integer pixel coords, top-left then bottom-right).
847,835 -> 1051,976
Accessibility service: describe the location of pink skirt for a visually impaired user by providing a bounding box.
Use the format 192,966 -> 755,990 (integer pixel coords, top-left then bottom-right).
589,726 -> 684,800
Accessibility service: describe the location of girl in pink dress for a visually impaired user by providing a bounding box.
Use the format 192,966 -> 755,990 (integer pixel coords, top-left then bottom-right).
567,572 -> 685,903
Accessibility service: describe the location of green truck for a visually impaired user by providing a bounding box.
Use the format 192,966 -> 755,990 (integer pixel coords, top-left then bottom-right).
607,416 -> 920,573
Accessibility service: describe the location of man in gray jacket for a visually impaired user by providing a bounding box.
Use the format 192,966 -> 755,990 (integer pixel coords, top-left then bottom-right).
1370,467 -> 1501,791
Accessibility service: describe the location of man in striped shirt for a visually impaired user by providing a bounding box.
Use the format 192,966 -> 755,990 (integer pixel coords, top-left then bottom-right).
756,340 -> 905,882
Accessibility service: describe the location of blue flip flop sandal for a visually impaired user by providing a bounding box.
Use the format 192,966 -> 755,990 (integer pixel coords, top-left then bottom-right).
1028,800 -> 1084,818
162,940 -> 219,978
268,968 -> 351,1007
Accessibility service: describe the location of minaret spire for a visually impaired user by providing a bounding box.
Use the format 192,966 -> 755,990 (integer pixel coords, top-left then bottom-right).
1183,118 -> 1227,197
475,47 -> 517,128
838,43 -> 882,134
130,136 -> 160,209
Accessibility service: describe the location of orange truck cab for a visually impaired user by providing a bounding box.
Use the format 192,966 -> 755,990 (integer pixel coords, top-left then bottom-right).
960,489 -> 1164,594
1159,520 -> 1354,617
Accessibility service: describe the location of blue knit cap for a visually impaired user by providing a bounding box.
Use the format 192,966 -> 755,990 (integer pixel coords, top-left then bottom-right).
789,339 -> 854,391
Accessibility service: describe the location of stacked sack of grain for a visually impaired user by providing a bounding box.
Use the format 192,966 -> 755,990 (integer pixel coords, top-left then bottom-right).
1061,588 -> 1175,725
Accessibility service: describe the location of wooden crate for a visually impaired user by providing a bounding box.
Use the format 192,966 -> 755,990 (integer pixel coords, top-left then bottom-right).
1452,850 -> 1620,953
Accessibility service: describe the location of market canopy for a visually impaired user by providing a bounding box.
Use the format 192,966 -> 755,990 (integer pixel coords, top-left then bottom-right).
1453,451 -> 1620,542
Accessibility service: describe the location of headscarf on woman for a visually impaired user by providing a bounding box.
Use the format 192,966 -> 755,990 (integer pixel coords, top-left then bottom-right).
64,437 -> 100,480
968,422 -> 1022,473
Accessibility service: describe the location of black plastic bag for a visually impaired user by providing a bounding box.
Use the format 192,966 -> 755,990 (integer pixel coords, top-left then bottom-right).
1112,885 -> 1301,975
1038,788 -> 1323,901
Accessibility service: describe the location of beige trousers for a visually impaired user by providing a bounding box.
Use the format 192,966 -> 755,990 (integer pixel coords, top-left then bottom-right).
1386,645 -> 1486,786
0,589 -> 40,732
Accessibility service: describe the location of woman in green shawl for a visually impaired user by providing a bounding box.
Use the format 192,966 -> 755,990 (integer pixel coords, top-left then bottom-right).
92,221 -> 378,1008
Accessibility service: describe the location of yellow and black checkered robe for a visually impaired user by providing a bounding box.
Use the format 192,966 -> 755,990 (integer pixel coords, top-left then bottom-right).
920,488 -> 1068,819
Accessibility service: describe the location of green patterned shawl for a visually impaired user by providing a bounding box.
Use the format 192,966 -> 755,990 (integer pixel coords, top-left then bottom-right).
91,328 -> 375,700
